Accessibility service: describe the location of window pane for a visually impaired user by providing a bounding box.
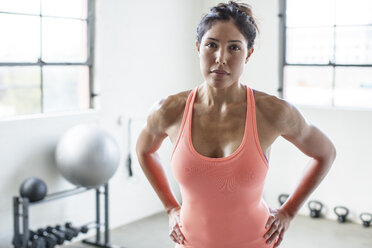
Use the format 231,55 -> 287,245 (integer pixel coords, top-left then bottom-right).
336,0 -> 372,25
0,66 -> 41,118
43,66 -> 89,113
42,17 -> 87,62
284,66 -> 333,106
286,0 -> 335,27
0,0 -> 40,15
0,14 -> 40,62
335,26 -> 372,65
334,67 -> 372,108
41,0 -> 87,19
286,27 -> 334,64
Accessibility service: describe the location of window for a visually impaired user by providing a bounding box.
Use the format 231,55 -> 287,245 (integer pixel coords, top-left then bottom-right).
0,0 -> 96,119
279,0 -> 372,109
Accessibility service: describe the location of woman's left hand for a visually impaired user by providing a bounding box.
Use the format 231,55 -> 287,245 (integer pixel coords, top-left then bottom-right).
263,207 -> 293,247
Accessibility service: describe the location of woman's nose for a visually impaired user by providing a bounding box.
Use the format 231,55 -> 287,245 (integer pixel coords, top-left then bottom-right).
215,48 -> 227,65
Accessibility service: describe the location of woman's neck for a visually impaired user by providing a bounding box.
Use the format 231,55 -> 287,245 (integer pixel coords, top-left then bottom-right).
197,82 -> 246,108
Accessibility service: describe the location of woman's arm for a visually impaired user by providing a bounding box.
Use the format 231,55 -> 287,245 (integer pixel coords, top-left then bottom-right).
262,98 -> 337,247
275,99 -> 337,218
135,96 -> 182,215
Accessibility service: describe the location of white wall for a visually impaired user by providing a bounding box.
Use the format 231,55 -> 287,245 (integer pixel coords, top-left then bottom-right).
1,0 -> 371,246
95,0 -> 204,230
0,0 -> 204,246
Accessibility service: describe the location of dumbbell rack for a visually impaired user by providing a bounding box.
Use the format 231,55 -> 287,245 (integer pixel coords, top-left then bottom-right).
13,183 -> 124,248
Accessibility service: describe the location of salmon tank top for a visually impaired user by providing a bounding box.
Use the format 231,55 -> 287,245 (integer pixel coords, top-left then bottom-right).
170,84 -> 278,248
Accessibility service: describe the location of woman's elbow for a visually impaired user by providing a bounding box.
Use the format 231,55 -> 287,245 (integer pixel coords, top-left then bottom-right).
331,145 -> 337,161
326,142 -> 337,163
317,140 -> 336,164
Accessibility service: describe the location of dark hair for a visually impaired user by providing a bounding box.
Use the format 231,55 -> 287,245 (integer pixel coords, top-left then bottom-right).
196,1 -> 259,50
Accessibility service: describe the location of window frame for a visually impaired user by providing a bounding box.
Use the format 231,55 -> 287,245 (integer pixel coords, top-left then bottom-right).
0,0 -> 97,116
278,0 -> 372,109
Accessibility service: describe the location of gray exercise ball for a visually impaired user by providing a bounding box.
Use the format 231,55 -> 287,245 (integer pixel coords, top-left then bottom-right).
55,123 -> 120,187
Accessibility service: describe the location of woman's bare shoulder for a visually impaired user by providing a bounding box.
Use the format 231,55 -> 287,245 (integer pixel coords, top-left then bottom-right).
252,89 -> 293,125
161,89 -> 192,123
146,89 -> 192,135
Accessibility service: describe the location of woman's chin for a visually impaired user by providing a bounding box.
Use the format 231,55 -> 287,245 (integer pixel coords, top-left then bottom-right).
205,80 -> 232,89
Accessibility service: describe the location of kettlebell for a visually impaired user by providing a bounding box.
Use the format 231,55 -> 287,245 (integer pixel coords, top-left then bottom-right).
308,200 -> 323,218
278,194 -> 289,206
359,213 -> 372,227
334,206 -> 349,223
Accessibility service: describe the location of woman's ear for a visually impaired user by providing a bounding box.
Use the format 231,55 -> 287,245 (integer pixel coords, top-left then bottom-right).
245,48 -> 254,63
196,41 -> 200,55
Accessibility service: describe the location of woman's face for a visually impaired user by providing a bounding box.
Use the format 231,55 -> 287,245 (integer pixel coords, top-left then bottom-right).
196,20 -> 254,88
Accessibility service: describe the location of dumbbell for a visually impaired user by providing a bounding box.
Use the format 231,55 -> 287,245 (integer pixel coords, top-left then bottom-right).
45,226 -> 67,243
81,225 -> 89,233
42,227 -> 65,245
29,230 -> 47,248
64,222 -> 79,237
36,229 -> 58,248
55,224 -> 74,241
65,222 -> 89,235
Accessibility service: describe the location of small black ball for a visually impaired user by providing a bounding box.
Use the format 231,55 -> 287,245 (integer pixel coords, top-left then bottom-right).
19,177 -> 47,202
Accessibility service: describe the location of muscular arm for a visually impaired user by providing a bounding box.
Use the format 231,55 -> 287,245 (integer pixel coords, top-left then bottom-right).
273,99 -> 337,218
135,95 -> 184,215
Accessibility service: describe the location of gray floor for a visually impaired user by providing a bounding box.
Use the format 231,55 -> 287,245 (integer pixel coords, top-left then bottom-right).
64,212 -> 372,248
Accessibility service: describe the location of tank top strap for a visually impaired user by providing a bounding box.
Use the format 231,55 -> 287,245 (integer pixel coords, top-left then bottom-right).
171,84 -> 267,166
184,84 -> 253,162
246,85 -> 255,143
247,86 -> 270,167
170,87 -> 198,161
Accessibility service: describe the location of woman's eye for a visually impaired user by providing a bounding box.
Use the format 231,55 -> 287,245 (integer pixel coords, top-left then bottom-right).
230,45 -> 240,51
206,43 -> 216,48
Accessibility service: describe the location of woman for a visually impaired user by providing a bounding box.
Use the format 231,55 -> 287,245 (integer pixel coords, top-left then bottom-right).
136,1 -> 336,248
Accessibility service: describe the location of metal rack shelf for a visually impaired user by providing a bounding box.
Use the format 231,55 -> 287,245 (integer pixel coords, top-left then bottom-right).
13,183 -> 125,248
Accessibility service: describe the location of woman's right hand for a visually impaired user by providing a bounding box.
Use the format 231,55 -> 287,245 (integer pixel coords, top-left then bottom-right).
168,207 -> 186,245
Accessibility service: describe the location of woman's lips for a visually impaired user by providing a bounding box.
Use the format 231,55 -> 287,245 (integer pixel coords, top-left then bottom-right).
211,70 -> 229,77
